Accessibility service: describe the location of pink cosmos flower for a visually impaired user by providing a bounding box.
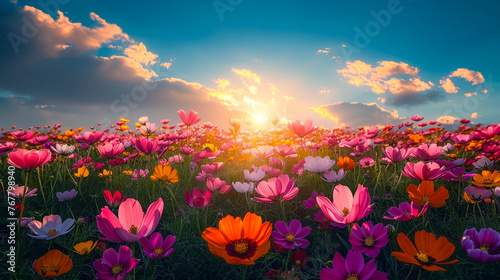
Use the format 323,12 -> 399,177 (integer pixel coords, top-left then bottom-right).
410,114 -> 424,122
201,162 -> 224,174
139,232 -> 176,259
254,175 -> 299,203
93,246 -> 140,280
288,119 -> 318,138
349,221 -> 389,258
206,177 -> 232,194
450,134 -> 474,144
402,161 -> 446,181
359,157 -> 375,168
272,219 -> 311,249
9,130 -> 36,141
8,148 -> 51,172
178,109 -> 201,126
98,143 -> 125,159
77,131 -> 105,145
96,198 -> 164,243
50,143 -> 75,156
316,184 -> 373,226
411,143 -> 442,160
382,146 -> 411,163
0,142 -> 18,156
28,214 -> 75,240
273,145 -> 298,158
303,156 -> 336,173
9,185 -> 37,198
134,137 -> 160,154
185,188 -> 213,208
319,250 -> 387,280
244,166 -> 266,182
383,201 -> 429,221
250,145 -> 274,160
103,190 -> 126,207
471,125 -> 500,139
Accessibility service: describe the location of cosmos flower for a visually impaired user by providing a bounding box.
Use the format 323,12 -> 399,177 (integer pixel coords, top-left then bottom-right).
56,189 -> 78,202
201,212 -> 272,265
93,246 -> 140,280
178,109 -> 201,126
463,186 -> 492,203
232,182 -> 254,194
359,157 -> 375,168
254,175 -> 299,203
349,221 -> 389,258
303,156 -> 336,173
243,166 -> 266,182
402,161 -> 446,181
382,146 -> 412,163
8,148 -> 52,172
185,188 -> 213,208
407,180 -> 449,208
320,250 -> 387,280
411,143 -> 442,160
472,170 -> 500,188
288,119 -> 318,138
28,214 -> 75,240
271,219 -> 311,249
321,169 -> 346,183
383,201 -> 429,221
206,177 -> 232,194
33,249 -> 73,278
9,185 -> 37,198
303,191 -> 324,209
139,232 -> 176,259
103,190 -> 126,207
73,240 -> 98,255
97,142 -> 124,159
337,156 -> 355,171
461,228 -> 500,263
50,143 -> 75,156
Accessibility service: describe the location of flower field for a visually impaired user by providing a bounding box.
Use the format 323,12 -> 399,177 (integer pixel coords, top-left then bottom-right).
1,111 -> 500,280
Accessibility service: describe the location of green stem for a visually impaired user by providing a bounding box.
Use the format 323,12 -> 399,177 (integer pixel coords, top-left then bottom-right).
416,267 -> 422,280
166,186 -> 178,219
280,201 -> 287,221
284,249 -> 292,271
36,167 -> 46,206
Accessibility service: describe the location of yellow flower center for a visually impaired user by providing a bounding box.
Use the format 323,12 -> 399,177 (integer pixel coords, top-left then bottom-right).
480,243 -> 490,252
286,233 -> 296,242
404,211 -> 411,217
112,264 -> 123,274
342,207 -> 350,217
41,264 -> 59,275
234,240 -> 249,254
153,247 -> 164,255
47,229 -> 58,237
416,251 -> 429,264
129,225 -> 138,235
295,260 -> 301,266
422,195 -> 430,203
364,236 -> 375,247
346,274 -> 359,280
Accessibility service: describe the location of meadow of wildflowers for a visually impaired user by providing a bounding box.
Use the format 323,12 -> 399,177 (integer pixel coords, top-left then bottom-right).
1,111 -> 500,279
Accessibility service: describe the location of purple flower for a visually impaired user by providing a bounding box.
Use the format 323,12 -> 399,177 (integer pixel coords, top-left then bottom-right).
349,221 -> 389,258
139,232 -> 176,259
272,219 -> 311,249
319,250 -> 387,280
56,189 -> 78,202
383,201 -> 429,221
303,156 -> 336,173
303,191 -> 324,209
93,246 -> 140,280
462,228 -> 500,263
321,169 -> 346,183
464,186 -> 492,202
441,167 -> 476,181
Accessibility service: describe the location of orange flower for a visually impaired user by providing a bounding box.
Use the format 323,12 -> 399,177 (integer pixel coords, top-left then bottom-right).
123,170 -> 133,175
238,153 -> 249,162
392,230 -> 458,271
33,249 -> 73,278
73,240 -> 97,255
74,166 -> 89,178
202,212 -> 272,265
337,156 -> 355,171
472,170 -> 500,188
407,180 -> 449,208
98,169 -> 112,178
150,164 -> 179,184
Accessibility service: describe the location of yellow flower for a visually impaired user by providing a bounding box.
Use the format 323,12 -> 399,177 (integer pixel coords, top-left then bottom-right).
99,169 -> 112,178
202,143 -> 218,153
123,170 -> 133,175
151,164 -> 179,184
120,125 -> 129,131
120,118 -> 129,123
472,170 -> 500,188
74,166 -> 89,178
73,240 -> 97,255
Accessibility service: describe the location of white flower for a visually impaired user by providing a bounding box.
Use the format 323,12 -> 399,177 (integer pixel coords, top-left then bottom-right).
303,156 -> 336,173
51,144 -> 75,155
232,182 -> 254,194
28,214 -> 75,240
243,166 -> 265,182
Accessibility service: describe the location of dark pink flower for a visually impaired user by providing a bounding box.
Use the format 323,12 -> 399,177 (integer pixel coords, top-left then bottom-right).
254,175 -> 299,203
410,115 -> 424,122
93,246 -> 140,280
185,188 -> 213,208
135,137 -> 160,154
103,190 -> 126,207
383,201 -> 429,221
382,146 -> 411,163
349,221 -> 389,258
139,232 -> 176,259
411,144 -> 442,160
303,191 -> 324,209
402,161 -> 446,181
206,177 -> 232,194
272,219 -> 311,249
178,109 -> 201,126
8,148 -> 51,172
98,143 -> 125,159
319,250 -> 387,280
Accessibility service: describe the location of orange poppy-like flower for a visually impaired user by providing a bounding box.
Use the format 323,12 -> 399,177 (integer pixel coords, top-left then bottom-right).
202,212 -> 272,265
472,170 -> 500,188
150,164 -> 179,184
123,170 -> 133,175
337,156 -> 355,171
74,166 -> 89,178
407,180 -> 449,208
73,240 -> 97,255
392,230 -> 458,271
33,249 -> 73,278
98,169 -> 112,178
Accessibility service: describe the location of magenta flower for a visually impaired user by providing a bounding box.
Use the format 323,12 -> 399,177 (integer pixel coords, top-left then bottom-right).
56,189 -> 78,202
206,177 -> 232,194
288,119 -> 318,138
254,175 -> 299,203
178,109 -> 201,126
316,184 -> 373,226
319,250 -> 387,280
139,232 -> 176,259
243,166 -> 266,182
303,156 -> 336,173
321,169 -> 346,183
93,246 -> 140,280
383,201 -> 429,221
402,161 -> 446,181
96,198 -> 164,243
411,143 -> 442,160
450,134 -> 474,144
441,167 -> 476,181
134,137 -> 160,154
382,146 -> 411,163
462,228 -> 500,263
9,185 -> 37,198
410,114 -> 424,122
103,190 -> 126,207
76,131 -> 104,145
8,148 -> 52,172
201,162 -> 224,174
9,130 -> 36,141
313,210 -> 333,229
303,191 -> 324,209
0,142 -> 17,156
185,188 -> 213,208
471,124 -> 500,139
359,157 -> 375,168
349,221 -> 389,258
272,219 -> 311,249
98,142 -> 125,159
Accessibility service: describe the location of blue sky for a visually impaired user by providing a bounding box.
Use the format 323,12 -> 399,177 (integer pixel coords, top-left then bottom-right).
0,0 -> 499,130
